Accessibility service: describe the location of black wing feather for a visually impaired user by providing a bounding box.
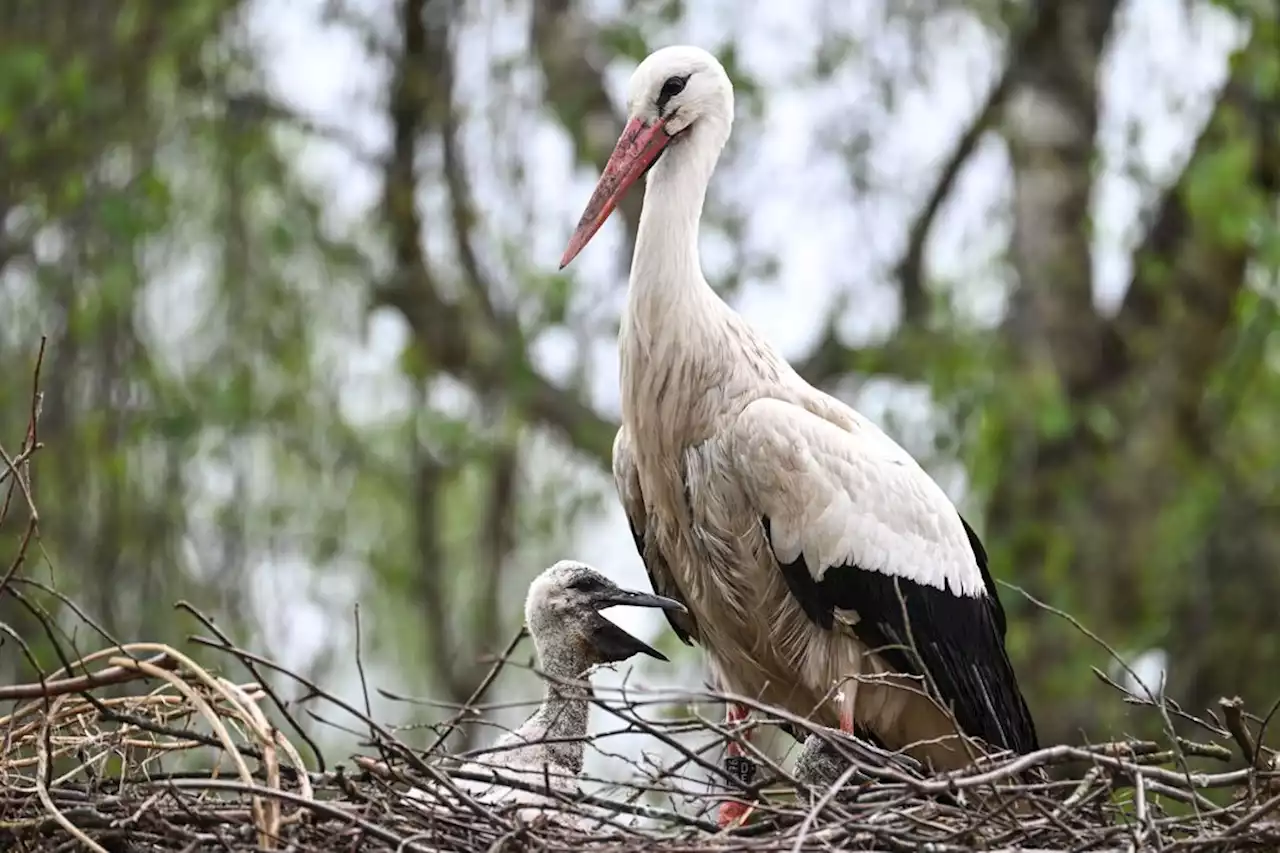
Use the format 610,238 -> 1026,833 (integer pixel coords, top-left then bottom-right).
960,515 -> 1007,638
763,516 -> 1038,755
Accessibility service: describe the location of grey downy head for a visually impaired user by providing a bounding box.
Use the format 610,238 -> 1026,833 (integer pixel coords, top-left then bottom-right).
524,560 -> 686,666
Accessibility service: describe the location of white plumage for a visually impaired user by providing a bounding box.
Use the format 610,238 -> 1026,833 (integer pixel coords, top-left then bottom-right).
729,398 -> 986,597
561,45 -> 1037,827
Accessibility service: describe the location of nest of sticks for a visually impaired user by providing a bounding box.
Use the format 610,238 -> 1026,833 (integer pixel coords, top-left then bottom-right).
3,626 -> 1280,853
5,344 -> 1280,852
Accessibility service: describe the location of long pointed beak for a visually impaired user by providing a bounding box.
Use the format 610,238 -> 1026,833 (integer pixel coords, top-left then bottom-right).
559,117 -> 672,269
594,586 -> 686,613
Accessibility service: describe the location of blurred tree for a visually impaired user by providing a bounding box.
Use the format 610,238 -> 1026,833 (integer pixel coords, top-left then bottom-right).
378,0 -> 1280,747
985,1 -> 1280,736
0,0 -> 585,758
0,0 -> 261,674
2,0 -> 1277,764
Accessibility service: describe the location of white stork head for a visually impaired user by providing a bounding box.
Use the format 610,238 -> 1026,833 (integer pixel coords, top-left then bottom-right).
560,45 -> 734,269
524,560 -> 686,668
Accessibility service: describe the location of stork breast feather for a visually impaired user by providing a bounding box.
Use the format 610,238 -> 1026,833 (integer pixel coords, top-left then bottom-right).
729,398 -> 985,597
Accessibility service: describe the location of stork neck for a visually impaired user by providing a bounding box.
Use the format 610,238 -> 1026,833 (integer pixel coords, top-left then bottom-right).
628,120 -> 725,311
522,666 -> 594,775
533,631 -> 596,686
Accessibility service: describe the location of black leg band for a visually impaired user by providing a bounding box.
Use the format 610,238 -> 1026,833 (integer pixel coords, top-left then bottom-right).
725,755 -> 757,786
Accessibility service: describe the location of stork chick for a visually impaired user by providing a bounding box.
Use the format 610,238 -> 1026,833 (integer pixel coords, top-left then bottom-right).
407,560 -> 684,828
559,44 -> 1039,829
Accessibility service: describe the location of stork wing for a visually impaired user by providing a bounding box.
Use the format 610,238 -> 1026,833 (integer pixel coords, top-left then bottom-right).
725,398 -> 1037,754
612,427 -> 699,645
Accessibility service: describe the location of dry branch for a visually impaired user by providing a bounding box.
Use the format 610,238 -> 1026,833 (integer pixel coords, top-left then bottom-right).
3,610 -> 1280,851
5,346 -> 1280,852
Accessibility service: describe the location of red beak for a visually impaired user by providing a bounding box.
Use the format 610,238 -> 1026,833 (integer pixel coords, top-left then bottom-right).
559,117 -> 673,269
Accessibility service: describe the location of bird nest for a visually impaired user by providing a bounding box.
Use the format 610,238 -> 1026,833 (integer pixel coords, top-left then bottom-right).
5,346 -> 1280,852
2,628 -> 1280,853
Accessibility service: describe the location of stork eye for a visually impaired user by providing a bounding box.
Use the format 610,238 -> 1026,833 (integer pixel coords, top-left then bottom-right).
568,575 -> 600,592
657,75 -> 688,106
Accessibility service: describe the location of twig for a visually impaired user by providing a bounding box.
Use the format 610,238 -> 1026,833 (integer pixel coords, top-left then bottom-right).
1220,696 -> 1261,769
175,600 -> 327,773
4,529 -> 1280,852
0,652 -> 178,701
426,625 -> 527,756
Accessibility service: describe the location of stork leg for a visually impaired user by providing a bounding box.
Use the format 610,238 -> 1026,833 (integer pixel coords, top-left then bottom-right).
718,703 -> 757,828
839,707 -> 855,734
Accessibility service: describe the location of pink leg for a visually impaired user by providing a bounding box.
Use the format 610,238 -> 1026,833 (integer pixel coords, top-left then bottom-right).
839,706 -> 854,733
718,703 -> 756,828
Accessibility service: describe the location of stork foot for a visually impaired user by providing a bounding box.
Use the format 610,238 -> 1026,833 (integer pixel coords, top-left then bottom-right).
794,725 -> 926,790
718,800 -> 756,829
719,703 -> 758,828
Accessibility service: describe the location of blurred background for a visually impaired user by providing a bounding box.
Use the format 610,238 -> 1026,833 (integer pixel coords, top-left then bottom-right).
1,0 -> 1278,785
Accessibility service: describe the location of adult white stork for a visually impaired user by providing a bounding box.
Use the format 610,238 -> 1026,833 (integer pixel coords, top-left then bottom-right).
558,45 -> 1038,827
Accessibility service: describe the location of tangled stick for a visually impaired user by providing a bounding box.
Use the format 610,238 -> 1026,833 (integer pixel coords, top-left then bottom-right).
2,628 -> 1280,851
4,343 -> 1280,851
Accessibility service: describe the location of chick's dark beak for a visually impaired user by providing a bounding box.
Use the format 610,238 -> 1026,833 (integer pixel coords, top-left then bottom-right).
592,587 -> 686,613
588,585 -> 686,663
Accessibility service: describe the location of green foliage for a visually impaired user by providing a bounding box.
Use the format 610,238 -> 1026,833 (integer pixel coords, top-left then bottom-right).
1,0 -> 1278,768
600,22 -> 651,62
1182,132 -> 1265,248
